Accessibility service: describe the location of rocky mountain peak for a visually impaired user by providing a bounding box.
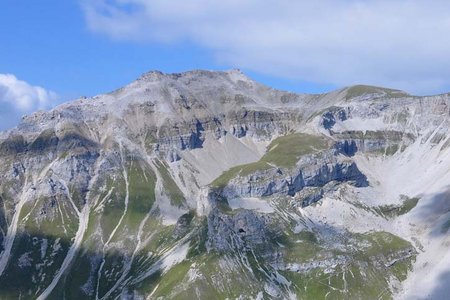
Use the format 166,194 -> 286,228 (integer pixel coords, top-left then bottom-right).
1,70 -> 450,299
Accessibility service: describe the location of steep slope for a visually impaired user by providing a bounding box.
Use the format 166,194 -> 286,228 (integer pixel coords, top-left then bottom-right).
0,70 -> 448,299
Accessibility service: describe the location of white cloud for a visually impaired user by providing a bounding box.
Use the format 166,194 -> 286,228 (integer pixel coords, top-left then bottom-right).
0,74 -> 58,130
82,0 -> 450,95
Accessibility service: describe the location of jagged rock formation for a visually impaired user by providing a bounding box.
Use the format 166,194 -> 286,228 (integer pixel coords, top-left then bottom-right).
0,70 -> 449,299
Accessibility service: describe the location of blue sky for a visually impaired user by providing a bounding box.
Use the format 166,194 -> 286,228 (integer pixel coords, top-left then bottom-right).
2,0 -> 450,130
0,0 -> 332,97
0,1 -> 215,98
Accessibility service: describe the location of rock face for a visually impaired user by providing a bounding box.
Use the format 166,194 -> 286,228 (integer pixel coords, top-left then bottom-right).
221,151 -> 368,199
0,71 -> 449,299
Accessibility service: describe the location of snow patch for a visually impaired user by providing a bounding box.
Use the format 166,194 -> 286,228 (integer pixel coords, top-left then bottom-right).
228,197 -> 274,213
161,242 -> 190,274
334,117 -> 387,132
187,264 -> 202,282
181,133 -> 268,186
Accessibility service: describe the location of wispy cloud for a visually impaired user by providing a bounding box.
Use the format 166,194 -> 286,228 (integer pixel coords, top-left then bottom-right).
82,0 -> 450,95
0,74 -> 58,130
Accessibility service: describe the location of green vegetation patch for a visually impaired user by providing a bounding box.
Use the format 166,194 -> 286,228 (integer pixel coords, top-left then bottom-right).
283,230 -> 414,299
264,133 -> 329,168
126,162 -> 157,229
355,231 -> 413,257
99,175 -> 127,239
383,144 -> 400,156
187,253 -> 263,299
150,261 -> 192,298
98,160 -> 157,243
346,85 -> 409,100
374,196 -> 419,219
0,195 -> 76,299
211,133 -> 329,188
283,263 -> 392,300
0,232 -> 72,299
285,239 -> 323,263
155,160 -> 185,207
187,218 -> 209,257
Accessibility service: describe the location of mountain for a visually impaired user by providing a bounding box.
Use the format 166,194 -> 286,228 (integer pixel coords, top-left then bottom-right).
0,69 -> 449,299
